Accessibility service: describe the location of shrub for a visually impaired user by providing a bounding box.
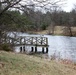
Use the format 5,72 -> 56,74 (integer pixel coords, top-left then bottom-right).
0,43 -> 12,51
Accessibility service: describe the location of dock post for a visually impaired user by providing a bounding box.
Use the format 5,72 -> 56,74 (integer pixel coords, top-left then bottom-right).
35,46 -> 37,53
31,47 -> 34,52
20,47 -> 22,53
23,46 -> 25,52
42,47 -> 45,53
46,47 -> 48,53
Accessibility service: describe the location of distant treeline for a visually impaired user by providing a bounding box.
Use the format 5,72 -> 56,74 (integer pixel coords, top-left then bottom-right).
0,8 -> 76,32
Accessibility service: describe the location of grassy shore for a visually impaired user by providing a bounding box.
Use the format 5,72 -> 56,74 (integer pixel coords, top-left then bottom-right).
0,51 -> 76,75
32,26 -> 76,36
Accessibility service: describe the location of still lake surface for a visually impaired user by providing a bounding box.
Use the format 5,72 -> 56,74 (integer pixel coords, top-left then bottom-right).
8,32 -> 76,62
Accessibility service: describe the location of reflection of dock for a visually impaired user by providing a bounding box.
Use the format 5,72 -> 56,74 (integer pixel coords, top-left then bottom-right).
3,36 -> 49,53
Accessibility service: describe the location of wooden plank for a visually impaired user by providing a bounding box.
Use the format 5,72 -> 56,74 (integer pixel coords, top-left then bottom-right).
13,44 -> 49,47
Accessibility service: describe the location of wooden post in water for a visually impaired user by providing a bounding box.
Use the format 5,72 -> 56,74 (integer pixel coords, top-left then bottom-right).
31,47 -> 34,52
46,47 -> 48,53
35,46 -> 37,53
20,47 -> 22,52
42,47 -> 45,53
23,46 -> 25,52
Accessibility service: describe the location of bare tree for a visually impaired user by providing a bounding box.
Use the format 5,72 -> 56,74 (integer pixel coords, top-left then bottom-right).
0,0 -> 65,40
0,0 -> 22,16
0,0 -> 65,16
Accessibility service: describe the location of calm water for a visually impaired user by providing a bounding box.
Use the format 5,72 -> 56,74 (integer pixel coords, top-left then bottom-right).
8,32 -> 76,62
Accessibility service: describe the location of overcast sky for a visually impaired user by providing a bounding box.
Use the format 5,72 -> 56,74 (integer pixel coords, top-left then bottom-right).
21,0 -> 76,12
63,0 -> 76,12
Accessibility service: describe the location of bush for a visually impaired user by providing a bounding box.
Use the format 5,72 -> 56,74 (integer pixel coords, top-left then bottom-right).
41,24 -> 47,30
0,43 -> 12,51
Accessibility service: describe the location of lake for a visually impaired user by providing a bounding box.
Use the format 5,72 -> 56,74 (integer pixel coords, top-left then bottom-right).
8,32 -> 76,62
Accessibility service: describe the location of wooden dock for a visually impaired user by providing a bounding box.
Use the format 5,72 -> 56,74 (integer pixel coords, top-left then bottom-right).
2,36 -> 49,53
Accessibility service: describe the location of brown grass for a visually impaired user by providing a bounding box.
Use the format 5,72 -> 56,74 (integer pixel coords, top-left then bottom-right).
0,51 -> 76,75
33,26 -> 76,36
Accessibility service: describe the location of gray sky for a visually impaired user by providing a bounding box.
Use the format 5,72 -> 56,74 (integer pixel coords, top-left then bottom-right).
63,0 -> 76,12
21,0 -> 76,12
